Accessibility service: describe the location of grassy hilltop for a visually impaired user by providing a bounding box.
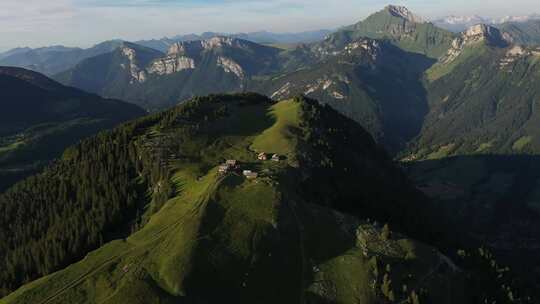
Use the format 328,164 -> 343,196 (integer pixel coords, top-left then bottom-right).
1,93 -> 468,303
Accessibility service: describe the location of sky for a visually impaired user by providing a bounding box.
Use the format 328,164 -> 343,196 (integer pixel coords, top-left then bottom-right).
1,0 -> 540,51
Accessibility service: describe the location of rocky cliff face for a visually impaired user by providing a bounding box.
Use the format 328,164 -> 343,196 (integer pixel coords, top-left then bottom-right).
216,56 -> 245,78
342,39 -> 382,60
309,37 -> 382,62
119,37 -> 253,81
463,24 -> 511,45
499,45 -> 540,70
120,46 -> 147,83
147,56 -> 196,75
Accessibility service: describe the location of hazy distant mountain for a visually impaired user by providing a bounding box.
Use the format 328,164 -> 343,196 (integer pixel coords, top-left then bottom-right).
0,30 -> 330,75
0,47 -> 32,60
498,19 -> 540,45
432,15 -> 488,32
433,13 -> 540,32
135,30 -> 332,52
0,40 -> 124,76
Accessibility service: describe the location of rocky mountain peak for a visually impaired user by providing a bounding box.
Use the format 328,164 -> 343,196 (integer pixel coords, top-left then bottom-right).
384,5 -> 426,23
464,24 -> 495,38
463,24 -> 511,46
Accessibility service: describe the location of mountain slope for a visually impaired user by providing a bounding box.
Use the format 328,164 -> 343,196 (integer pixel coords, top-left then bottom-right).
55,42 -> 164,102
249,6 -> 455,153
405,25 -> 540,159
0,41 -> 124,76
255,38 -> 433,154
0,93 -> 466,302
0,66 -> 145,191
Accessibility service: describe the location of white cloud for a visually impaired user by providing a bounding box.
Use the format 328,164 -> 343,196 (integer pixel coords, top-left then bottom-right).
0,0 -> 76,31
1,0 -> 540,50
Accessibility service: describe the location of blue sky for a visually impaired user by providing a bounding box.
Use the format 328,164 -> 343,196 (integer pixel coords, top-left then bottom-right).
1,0 -> 540,51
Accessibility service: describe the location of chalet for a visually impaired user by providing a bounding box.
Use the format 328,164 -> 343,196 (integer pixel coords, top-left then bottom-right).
219,159 -> 239,174
226,160 -> 238,167
243,170 -> 258,179
271,154 -> 280,162
257,152 -> 268,161
218,165 -> 230,174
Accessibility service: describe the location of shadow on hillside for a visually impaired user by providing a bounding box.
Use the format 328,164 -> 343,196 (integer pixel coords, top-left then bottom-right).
361,48 -> 436,155
406,154 -> 540,292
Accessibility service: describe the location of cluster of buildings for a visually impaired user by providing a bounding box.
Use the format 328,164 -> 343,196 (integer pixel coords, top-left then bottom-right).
218,159 -> 239,174
217,152 -> 282,180
257,152 -> 281,162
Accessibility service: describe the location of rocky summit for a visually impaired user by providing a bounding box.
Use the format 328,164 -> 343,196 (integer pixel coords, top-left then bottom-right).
385,5 -> 427,23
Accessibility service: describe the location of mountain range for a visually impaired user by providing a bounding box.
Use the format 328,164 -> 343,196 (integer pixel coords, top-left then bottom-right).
54,6 -> 454,150
135,30 -> 332,53
0,41 -> 125,76
47,5 -> 540,158
0,30 -> 331,77
6,4 -> 535,162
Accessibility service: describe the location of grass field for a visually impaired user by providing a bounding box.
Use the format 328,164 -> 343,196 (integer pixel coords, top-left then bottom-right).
251,99 -> 301,157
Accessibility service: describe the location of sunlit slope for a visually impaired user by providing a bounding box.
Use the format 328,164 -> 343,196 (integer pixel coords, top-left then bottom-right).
2,94 -> 464,303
